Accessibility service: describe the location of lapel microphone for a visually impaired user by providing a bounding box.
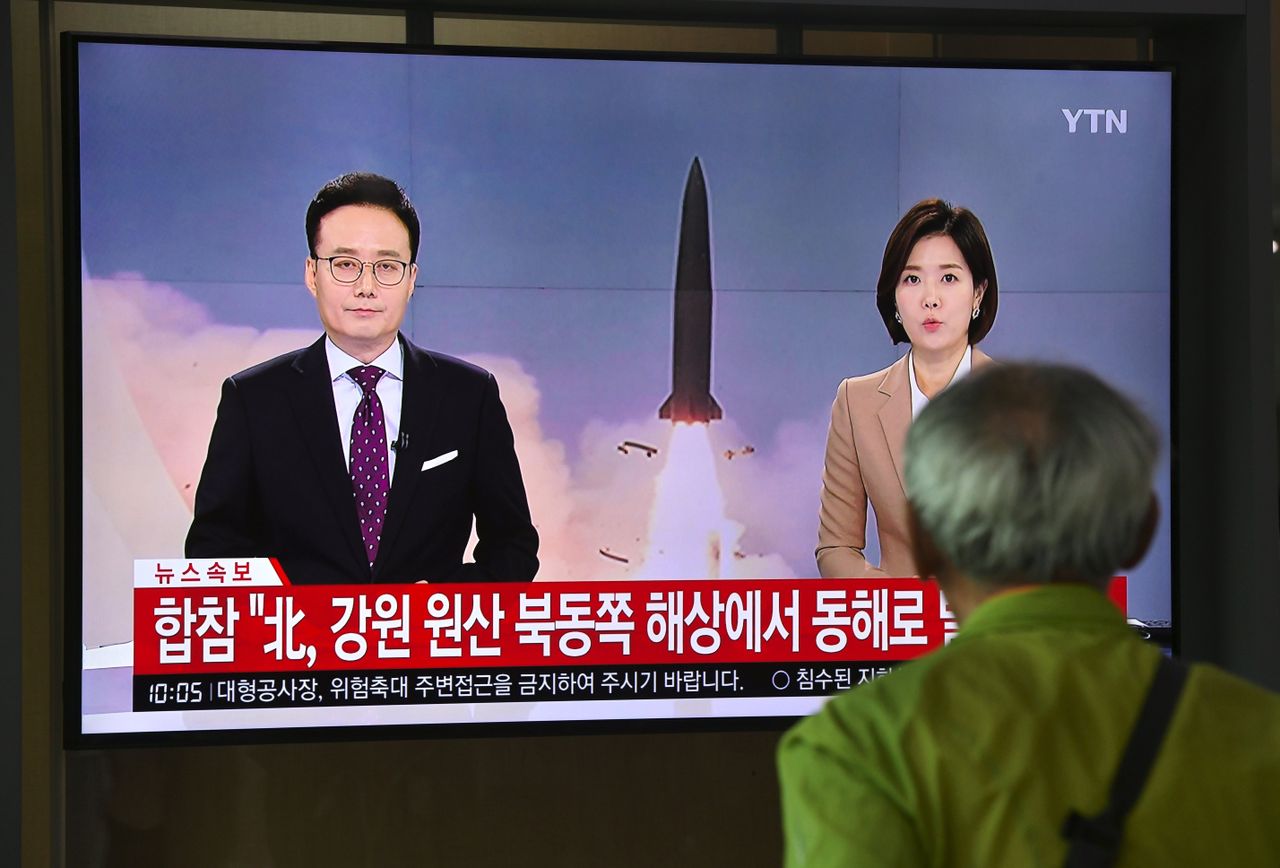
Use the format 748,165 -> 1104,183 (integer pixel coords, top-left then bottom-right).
390,431 -> 410,452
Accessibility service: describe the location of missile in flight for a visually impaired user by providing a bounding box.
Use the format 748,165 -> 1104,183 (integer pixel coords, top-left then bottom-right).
658,157 -> 722,425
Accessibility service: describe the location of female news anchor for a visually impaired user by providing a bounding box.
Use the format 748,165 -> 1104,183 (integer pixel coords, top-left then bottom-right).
816,199 -> 998,578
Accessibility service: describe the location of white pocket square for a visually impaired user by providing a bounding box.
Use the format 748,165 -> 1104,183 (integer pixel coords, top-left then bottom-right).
421,450 -> 458,472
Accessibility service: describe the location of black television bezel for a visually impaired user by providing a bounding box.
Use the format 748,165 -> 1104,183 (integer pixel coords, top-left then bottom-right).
61,31 -> 1178,749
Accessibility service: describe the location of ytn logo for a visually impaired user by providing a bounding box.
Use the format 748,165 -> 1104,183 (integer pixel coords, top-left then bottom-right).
1062,109 -> 1127,134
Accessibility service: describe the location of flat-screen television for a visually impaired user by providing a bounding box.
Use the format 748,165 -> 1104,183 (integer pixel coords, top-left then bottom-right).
65,35 -> 1173,744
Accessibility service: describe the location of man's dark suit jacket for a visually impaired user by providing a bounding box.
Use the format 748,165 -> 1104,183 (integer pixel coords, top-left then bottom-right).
185,334 -> 539,584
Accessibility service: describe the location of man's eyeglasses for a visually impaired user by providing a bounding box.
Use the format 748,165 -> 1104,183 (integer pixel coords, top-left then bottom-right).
314,256 -> 411,287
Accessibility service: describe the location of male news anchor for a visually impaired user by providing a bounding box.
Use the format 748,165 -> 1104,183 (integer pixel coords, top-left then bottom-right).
186,172 -> 539,584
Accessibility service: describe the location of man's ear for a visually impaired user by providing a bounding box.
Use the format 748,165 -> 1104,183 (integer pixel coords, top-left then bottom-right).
407,262 -> 418,299
1121,493 -> 1159,570
304,257 -> 319,299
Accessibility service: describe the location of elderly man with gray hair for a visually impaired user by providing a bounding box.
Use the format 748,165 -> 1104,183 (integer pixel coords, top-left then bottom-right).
779,363 -> 1280,867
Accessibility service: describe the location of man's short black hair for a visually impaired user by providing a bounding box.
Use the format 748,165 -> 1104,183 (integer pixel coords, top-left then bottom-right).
306,172 -> 421,263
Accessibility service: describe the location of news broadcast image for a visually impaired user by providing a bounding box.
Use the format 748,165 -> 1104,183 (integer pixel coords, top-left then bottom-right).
72,41 -> 1172,738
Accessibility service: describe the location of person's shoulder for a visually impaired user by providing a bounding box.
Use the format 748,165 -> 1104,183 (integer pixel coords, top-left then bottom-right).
225,340 -> 319,389
1185,661 -> 1280,723
1167,661 -> 1280,789
423,349 -> 492,380
833,356 -> 906,405
403,340 -> 494,387
849,356 -> 905,388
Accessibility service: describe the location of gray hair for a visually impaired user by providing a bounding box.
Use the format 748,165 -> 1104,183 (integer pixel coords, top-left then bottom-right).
903,363 -> 1159,587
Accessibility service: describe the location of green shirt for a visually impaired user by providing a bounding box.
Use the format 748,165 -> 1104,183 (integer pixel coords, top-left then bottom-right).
778,584 -> 1280,867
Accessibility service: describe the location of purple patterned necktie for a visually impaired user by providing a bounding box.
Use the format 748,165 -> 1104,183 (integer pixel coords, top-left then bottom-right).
348,365 -> 389,566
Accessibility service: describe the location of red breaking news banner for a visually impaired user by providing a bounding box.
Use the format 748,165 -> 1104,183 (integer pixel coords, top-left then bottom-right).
131,563 -> 1129,714
138,579 -> 953,674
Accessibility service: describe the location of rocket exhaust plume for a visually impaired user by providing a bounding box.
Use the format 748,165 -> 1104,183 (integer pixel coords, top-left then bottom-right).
658,157 -> 722,425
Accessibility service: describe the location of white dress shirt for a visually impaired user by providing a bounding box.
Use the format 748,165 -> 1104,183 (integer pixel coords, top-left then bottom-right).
908,344 -> 973,420
325,337 -> 404,479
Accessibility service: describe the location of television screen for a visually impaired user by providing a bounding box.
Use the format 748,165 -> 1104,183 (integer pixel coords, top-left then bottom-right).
67,36 -> 1173,743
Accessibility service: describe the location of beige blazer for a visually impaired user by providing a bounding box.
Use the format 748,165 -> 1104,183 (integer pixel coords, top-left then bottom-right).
816,348 -> 993,578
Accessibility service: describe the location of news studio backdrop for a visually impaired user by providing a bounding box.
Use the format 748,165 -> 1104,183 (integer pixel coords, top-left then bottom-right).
66,36 -> 1173,744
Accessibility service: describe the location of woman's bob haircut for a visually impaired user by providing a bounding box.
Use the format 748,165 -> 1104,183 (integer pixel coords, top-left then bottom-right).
875,198 -> 998,346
